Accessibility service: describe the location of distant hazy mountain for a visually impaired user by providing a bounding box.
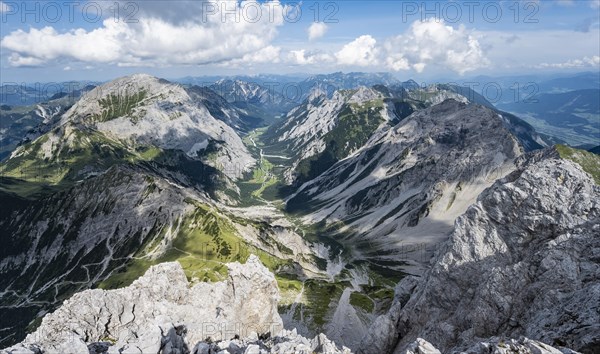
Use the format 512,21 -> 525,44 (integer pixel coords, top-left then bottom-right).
1,100 -> 68,161
497,89 -> 600,146
208,79 -> 295,125
175,73 -> 307,87
0,82 -> 97,106
470,72 -> 600,97
0,88 -> 94,160
294,72 -> 401,102
536,72 -> 600,93
179,72 -> 403,105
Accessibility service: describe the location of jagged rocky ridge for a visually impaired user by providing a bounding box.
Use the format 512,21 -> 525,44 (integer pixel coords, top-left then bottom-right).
265,86 -> 398,184
288,99 -> 523,271
0,91 -> 86,160
404,84 -> 552,151
209,79 -> 288,108
208,79 -> 294,125
53,74 -> 255,179
0,161 -> 327,347
359,149 -> 600,354
399,337 -> 582,354
2,256 -> 351,354
266,82 -> 548,186
264,84 -> 481,185
2,72 -> 597,354
297,72 -> 402,101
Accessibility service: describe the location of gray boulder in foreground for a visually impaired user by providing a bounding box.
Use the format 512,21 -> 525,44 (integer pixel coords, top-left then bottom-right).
2,255 -> 351,354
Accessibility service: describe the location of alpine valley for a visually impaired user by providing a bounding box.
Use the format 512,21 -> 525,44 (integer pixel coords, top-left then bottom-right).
1,72 -> 599,354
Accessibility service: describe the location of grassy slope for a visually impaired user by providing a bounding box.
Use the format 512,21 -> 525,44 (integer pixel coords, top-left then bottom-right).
94,198 -> 357,334
556,144 -> 600,184
0,126 -> 163,199
98,198 -> 299,289
295,100 -> 386,184
94,90 -> 147,122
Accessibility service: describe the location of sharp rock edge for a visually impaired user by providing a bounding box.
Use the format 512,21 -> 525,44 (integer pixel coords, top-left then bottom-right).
359,149 -> 600,354
398,337 -> 582,354
2,255 -> 352,354
290,99 -> 524,271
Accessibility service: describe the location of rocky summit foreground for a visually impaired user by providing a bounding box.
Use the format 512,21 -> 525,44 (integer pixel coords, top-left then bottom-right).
360,149 -> 600,354
1,255 -> 352,354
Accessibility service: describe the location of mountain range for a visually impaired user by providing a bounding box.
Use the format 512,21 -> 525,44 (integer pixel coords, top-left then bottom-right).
0,72 -> 599,354
497,89 -> 600,146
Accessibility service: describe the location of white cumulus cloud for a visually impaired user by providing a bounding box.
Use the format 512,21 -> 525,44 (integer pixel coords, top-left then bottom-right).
1,0 -> 288,67
294,20 -> 488,74
0,1 -> 11,13
288,49 -> 333,65
335,35 -> 379,67
241,45 -> 282,64
220,45 -> 282,67
537,55 -> 600,69
308,23 -> 328,41
383,19 -> 489,75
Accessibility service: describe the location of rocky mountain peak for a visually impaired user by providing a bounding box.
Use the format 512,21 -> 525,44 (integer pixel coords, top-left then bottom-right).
3,256 -> 353,354
62,74 -> 186,123
360,150 -> 600,353
49,74 -> 255,179
348,86 -> 384,104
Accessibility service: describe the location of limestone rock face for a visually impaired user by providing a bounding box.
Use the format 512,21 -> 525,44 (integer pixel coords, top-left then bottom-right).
2,256 -> 353,354
360,151 -> 600,353
3,256 -> 281,353
189,330 -> 352,354
398,337 -> 578,354
60,74 -> 255,179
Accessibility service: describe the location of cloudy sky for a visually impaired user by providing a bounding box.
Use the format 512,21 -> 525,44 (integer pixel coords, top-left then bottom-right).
0,0 -> 599,82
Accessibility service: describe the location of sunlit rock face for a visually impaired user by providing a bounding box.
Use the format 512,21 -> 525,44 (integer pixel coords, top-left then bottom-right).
359,150 -> 600,354
289,99 -> 524,272
60,74 -> 254,179
2,256 -> 353,354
